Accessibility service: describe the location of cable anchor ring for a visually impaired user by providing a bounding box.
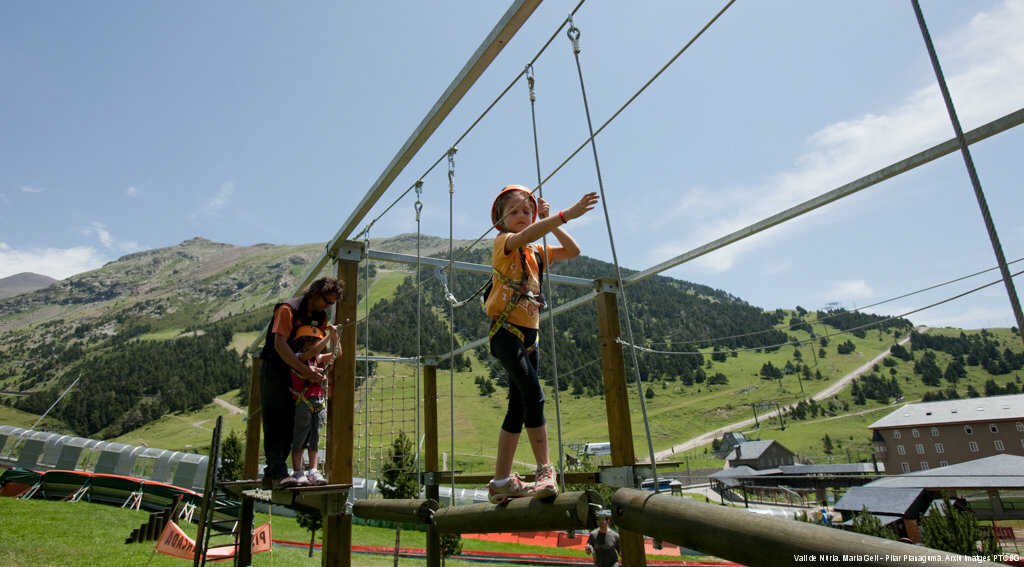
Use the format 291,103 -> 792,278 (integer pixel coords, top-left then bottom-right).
567,21 -> 581,54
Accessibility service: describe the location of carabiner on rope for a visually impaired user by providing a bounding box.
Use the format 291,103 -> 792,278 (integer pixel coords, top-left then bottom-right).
414,181 -> 423,222
526,64 -> 536,103
446,147 -> 458,194
566,16 -> 581,54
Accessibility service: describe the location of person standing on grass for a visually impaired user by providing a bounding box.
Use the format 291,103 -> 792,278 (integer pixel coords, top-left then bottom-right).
484,184 -> 598,503
585,512 -> 621,567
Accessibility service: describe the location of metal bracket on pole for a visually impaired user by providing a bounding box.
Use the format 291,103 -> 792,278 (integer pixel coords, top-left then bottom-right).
334,240 -> 365,263
594,277 -> 618,295
598,465 -> 653,488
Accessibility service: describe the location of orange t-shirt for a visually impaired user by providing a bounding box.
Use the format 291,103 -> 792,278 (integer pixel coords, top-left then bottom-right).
484,233 -> 551,330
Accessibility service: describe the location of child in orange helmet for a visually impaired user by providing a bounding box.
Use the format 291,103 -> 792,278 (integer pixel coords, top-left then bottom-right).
484,185 -> 598,503
282,324 -> 337,486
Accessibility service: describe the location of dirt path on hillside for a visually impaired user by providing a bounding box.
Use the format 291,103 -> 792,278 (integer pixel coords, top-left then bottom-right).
650,326 -> 926,461
213,397 -> 244,415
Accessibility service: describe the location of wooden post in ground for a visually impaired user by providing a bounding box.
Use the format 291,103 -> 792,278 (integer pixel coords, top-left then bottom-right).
325,241 -> 362,567
595,278 -> 647,567
243,354 -> 261,480
423,364 -> 441,567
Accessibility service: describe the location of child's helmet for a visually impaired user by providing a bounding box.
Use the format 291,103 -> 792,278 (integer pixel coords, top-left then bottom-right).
491,185 -> 537,230
293,325 -> 325,341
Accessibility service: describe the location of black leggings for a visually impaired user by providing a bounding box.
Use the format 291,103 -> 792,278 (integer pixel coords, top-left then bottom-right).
490,324 -> 545,434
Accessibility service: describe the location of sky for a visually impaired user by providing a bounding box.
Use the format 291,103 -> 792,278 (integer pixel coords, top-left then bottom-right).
1,1 -> 1022,331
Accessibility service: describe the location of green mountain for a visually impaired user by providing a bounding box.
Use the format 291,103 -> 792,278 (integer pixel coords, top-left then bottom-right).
2,235 -> 1020,466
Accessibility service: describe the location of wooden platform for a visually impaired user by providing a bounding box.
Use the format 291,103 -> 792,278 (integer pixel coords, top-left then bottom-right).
221,480 -> 351,515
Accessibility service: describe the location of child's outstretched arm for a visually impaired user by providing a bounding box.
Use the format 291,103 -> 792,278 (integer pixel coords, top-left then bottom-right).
504,191 -> 598,254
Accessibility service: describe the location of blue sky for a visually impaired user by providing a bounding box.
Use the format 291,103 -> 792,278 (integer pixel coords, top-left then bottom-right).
2,1 -> 1022,330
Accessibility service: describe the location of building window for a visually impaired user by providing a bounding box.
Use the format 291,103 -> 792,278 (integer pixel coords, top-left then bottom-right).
968,441 -> 979,453
874,445 -> 887,454
965,425 -> 973,435
995,440 -> 1005,451
893,430 -> 902,440
912,429 -> 920,438
931,427 -> 939,437
939,460 -> 949,467
1017,422 -> 1024,433
915,444 -> 925,455
920,462 -> 929,470
990,423 -> 999,433
897,445 -> 906,455
900,463 -> 911,473
935,443 -> 944,454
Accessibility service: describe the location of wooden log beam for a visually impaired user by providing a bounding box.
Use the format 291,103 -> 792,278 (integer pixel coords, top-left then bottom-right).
352,498 -> 438,525
432,491 -> 598,534
430,471 -> 600,485
611,488 -> 1003,567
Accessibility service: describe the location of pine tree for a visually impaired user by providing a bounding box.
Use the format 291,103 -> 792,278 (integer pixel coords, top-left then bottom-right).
851,506 -> 895,539
295,511 -> 322,557
822,434 -> 834,455
920,496 -> 994,555
379,431 -> 418,566
217,430 -> 244,483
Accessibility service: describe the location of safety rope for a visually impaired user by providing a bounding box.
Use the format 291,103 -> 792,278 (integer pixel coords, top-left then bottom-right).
526,63 -> 566,492
363,228 -> 372,497
446,146 -> 457,505
414,180 -> 423,494
566,17 -> 660,489
620,268 -> 1024,357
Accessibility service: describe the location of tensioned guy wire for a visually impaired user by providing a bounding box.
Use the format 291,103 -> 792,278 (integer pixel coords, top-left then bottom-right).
354,0 -> 589,242
446,0 -> 737,274
527,63 -> 567,493
566,16 -> 661,492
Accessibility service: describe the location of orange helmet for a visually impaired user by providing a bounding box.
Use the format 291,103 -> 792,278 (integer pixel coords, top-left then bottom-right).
491,185 -> 537,230
293,325 -> 325,341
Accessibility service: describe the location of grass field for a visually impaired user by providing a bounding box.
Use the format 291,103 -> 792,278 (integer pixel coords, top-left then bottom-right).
0,497 -> 706,566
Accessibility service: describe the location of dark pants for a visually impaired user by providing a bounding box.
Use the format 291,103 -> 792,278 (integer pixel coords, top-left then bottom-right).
490,324 -> 545,434
260,360 -> 294,479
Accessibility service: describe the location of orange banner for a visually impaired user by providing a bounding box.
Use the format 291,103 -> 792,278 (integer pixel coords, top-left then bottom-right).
154,520 -> 272,561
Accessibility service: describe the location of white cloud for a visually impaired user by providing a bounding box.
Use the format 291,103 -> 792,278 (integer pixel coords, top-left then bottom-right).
0,242 -> 107,280
125,186 -> 138,197
81,221 -> 142,252
191,181 -> 234,220
83,221 -> 114,248
822,280 -> 874,303
20,186 -> 45,193
642,0 -> 1024,274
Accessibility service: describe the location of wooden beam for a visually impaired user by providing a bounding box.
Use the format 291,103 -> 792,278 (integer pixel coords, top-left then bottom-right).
325,245 -> 361,567
423,365 -> 441,567
430,471 -> 600,485
432,491 -> 598,534
611,488 -> 1002,567
595,283 -> 646,567
243,355 -> 261,480
352,498 -> 438,525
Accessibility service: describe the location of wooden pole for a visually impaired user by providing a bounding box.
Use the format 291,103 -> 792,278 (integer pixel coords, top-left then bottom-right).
243,354 -> 261,480
432,491 -> 597,534
325,243 -> 361,567
423,364 -> 440,567
352,498 -> 438,525
594,280 -> 646,567
611,488 -> 1002,567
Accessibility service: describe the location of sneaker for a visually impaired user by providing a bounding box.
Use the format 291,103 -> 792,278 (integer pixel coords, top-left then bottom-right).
306,469 -> 327,486
280,470 -> 308,488
533,463 -> 558,499
487,473 -> 534,504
